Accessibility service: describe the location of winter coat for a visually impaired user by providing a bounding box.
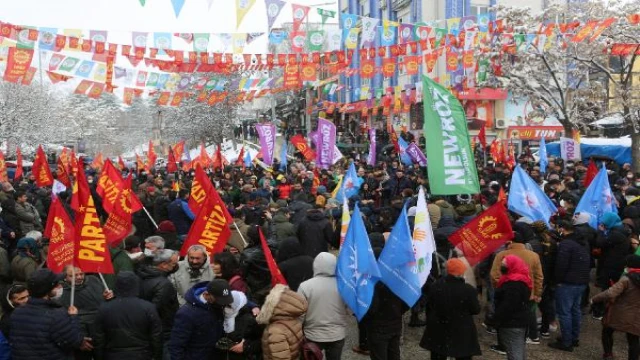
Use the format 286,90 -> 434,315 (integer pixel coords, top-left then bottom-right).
93,271 -> 162,360
14,201 -> 42,234
169,258 -> 216,306
137,264 -> 179,341
10,254 -> 38,285
240,245 -> 272,304
256,284 -> 308,360
60,275 -> 106,339
288,199 -> 312,226
10,297 -> 84,359
169,281 -> 225,360
273,214 -> 296,243
153,195 -> 171,224
0,331 -> 8,360
157,230 -> 180,251
427,203 -> 442,230
167,198 -> 194,236
420,275 -> 481,358
361,282 -> 409,337
592,273 -> 640,336
296,209 -> 336,258
297,252 -> 348,343
490,243 -> 544,297
433,217 -> 458,255
555,233 -> 591,285
596,227 -> 632,287
435,199 -> 457,220
228,218 -> 249,252
492,281 -> 531,329
277,239 -> 314,292
384,175 -> 412,196
102,247 -> 135,290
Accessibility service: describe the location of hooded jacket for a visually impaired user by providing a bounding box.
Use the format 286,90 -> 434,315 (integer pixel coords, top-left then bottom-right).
257,284 -> 308,360
297,252 -> 349,343
273,214 -> 296,242
296,209 -> 336,258
555,232 -> 591,285
277,239 -> 314,292
169,258 -> 216,306
169,281 -> 225,360
596,222 -> 632,287
592,272 -> 640,336
94,271 -> 162,360
60,275 -> 106,339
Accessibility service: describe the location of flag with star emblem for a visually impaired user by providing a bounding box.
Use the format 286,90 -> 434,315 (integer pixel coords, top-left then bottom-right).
44,196 -> 75,273
337,204 -> 381,321
71,167 -> 114,274
56,158 -> 71,188
508,165 -> 557,226
575,166 -> 617,229
96,160 -> 124,214
103,175 -> 143,245
333,162 -> 363,203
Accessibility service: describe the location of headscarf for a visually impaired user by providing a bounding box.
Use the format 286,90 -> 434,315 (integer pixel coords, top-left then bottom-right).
496,255 -> 533,290
223,290 -> 247,333
16,238 -> 39,261
600,212 -> 623,230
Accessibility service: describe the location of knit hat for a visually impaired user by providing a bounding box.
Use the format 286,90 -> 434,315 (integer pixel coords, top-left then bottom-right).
626,254 -> 640,269
446,258 -> 467,277
157,220 -> 177,233
28,269 -> 64,298
573,212 -> 591,226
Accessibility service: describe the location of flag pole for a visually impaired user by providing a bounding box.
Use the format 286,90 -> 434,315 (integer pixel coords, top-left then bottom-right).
98,273 -> 110,291
233,221 -> 248,247
70,266 -> 76,307
142,207 -> 159,229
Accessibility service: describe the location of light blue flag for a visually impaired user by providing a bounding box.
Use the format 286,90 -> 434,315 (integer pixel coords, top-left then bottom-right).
38,28 -> 57,51
508,165 -> 557,226
575,166 -> 617,229
157,74 -> 169,89
539,137 -> 548,174
397,136 -> 413,166
75,60 -> 95,78
279,142 -> 288,172
378,205 -> 421,307
337,204 -> 381,321
380,26 -> 397,46
244,151 -> 252,168
154,32 -> 172,55
334,162 -> 363,202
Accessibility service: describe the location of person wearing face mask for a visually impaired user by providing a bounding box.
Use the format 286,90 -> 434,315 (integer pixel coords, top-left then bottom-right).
137,249 -> 180,360
10,269 -> 91,358
143,235 -> 165,258
0,284 -> 28,359
624,187 -> 640,211
170,245 -> 215,305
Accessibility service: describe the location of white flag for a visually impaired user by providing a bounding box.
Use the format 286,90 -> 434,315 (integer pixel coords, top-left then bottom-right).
560,137 -> 581,161
340,196 -> 350,247
412,187 -> 436,286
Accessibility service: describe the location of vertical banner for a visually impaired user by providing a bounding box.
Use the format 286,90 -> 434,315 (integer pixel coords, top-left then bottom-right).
367,128 -> 377,166
4,48 -> 34,80
360,17 -> 379,48
255,122 -> 276,166
559,137 -> 581,161
422,75 -> 479,195
291,4 -> 310,32
265,0 -> 286,30
316,118 -> 336,170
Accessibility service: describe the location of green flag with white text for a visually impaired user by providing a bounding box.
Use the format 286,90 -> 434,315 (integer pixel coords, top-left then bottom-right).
423,75 -> 479,195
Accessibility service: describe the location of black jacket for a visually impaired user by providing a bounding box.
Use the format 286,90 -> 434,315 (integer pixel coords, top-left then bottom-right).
240,245 -> 272,304
169,281 -> 224,360
288,200 -> 312,226
94,272 -> 162,360
555,233 -> 591,285
361,282 -> 409,335
137,264 -> 179,341
276,239 -> 314,292
10,297 -> 84,359
420,276 -> 481,358
492,281 -> 531,328
596,226 -> 632,287
153,195 -> 171,224
296,209 -> 336,258
60,275 -> 106,339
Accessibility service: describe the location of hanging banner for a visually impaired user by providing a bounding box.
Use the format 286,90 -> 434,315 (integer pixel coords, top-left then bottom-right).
367,128 -> 377,166
154,32 -> 172,55
316,118 -> 336,170
256,122 -> 276,166
307,30 -> 325,51
292,4 -> 310,32
317,8 -> 336,25
360,17 -> 379,48
326,28 -> 342,51
290,31 -> 306,53
4,48 -> 34,79
422,75 -> 479,195
380,25 -> 397,46
236,0 -> 257,28
399,24 -> 415,43
283,64 -> 300,88
300,63 -> 317,82
560,137 -> 581,161
265,0 -> 286,30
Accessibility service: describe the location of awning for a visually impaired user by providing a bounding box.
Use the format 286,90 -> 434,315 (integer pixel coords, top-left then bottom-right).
590,113 -> 624,127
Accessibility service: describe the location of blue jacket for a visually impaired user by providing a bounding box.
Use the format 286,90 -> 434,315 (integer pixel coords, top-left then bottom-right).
10,297 -> 84,359
555,233 -> 591,285
0,331 -> 9,360
169,282 -> 224,360
167,198 -> 194,236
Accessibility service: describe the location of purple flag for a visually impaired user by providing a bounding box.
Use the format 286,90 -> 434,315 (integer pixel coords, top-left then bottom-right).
316,118 -> 336,169
256,123 -> 276,166
406,143 -> 427,167
309,130 -> 319,146
368,129 -> 377,166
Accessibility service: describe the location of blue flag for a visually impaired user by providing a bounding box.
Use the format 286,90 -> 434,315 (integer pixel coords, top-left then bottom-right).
508,165 -> 557,225
378,205 -> 421,307
244,151 -> 252,168
397,136 -> 413,166
575,166 -> 617,229
279,142 -> 288,172
334,162 -> 363,202
337,204 -> 381,321
539,137 -> 548,174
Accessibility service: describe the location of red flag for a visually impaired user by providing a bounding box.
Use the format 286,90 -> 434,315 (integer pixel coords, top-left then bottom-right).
173,140 -> 185,162
0,151 -> 7,182
478,126 -> 487,149
498,187 -> 507,203
199,142 -> 211,168
389,129 -> 401,153
584,160 -> 598,187
71,167 -> 114,274
117,156 -> 126,171
14,147 -> 23,181
103,175 -> 143,245
56,158 -> 71,187
96,160 -> 124,214
236,146 -> 245,166
33,145 -> 54,187
212,144 -> 223,170
146,140 -> 157,172
290,134 -> 316,161
135,154 -> 145,173
490,139 -> 504,164
180,177 -> 232,257
44,197 -> 75,273
188,165 -> 216,214
91,153 -> 104,171
167,146 -> 178,173
70,151 -> 79,177
258,227 -> 287,287
449,201 -> 514,266
60,148 -> 71,174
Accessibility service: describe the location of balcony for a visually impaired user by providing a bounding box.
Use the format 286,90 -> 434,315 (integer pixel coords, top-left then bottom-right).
392,0 -> 412,11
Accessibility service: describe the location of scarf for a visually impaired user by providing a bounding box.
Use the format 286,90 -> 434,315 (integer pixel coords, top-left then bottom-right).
497,255 -> 533,290
223,290 -> 247,333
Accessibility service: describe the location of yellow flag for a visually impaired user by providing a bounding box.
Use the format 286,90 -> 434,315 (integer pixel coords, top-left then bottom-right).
236,0 -> 256,29
331,175 -> 344,199
93,63 -> 107,82
344,28 -> 360,49
232,33 -> 246,54
339,196 -> 350,247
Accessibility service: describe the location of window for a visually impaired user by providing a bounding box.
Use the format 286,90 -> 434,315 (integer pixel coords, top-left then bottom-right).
470,5 -> 489,16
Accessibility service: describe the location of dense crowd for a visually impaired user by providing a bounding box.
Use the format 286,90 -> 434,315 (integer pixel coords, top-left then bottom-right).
0,140 -> 639,360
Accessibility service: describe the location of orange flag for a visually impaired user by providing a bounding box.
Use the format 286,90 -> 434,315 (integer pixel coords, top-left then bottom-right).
188,164 -> 215,214
167,146 -> 178,173
71,167 -> 114,274
33,145 -> 54,187
117,156 -> 126,171
56,158 -> 71,187
146,140 -> 157,172
59,148 -> 70,174
258,227 -> 287,287
173,140 -> 185,162
0,151 -> 7,182
96,160 -> 124,214
498,187 -> 507,202
44,196 -> 75,273
14,147 -> 23,181
70,151 -> 79,177
103,175 -> 143,245
180,176 -> 233,257
92,153 -> 104,171
199,142 -> 211,168
212,144 -> 223,170
135,153 -> 145,173
236,147 -> 245,167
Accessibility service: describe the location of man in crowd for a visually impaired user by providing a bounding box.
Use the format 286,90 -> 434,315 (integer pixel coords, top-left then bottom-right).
170,244 -> 215,305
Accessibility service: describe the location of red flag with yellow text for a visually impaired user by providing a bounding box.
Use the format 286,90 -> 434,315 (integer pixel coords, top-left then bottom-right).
71,167 -> 114,274
448,201 -> 513,266
103,175 -> 143,245
135,154 -> 145,173
290,134 -> 316,161
188,165 -> 215,214
173,140 -> 185,163
0,151 -> 7,182
258,227 -> 287,287
117,156 -> 126,171
146,140 -> 157,172
70,151 -> 79,177
199,142 -> 211,168
33,145 -> 54,187
15,147 -> 23,181
44,197 -> 75,273
56,158 -> 71,187
96,160 -> 124,214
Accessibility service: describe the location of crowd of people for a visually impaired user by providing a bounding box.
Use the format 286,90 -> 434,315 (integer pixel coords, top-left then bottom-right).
0,139 -> 639,360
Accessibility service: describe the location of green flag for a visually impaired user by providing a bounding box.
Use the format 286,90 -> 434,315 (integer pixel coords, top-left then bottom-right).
307,30 -> 325,51
422,75 -> 479,195
317,8 -> 336,26
139,0 -> 146,5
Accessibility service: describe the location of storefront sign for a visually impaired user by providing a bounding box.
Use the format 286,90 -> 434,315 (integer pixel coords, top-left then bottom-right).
508,126 -> 564,140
